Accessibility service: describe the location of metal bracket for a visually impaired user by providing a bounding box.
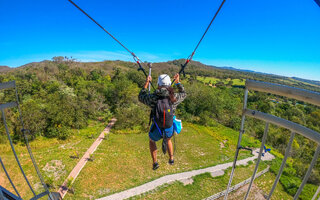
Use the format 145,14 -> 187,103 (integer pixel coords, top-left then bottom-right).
238,146 -> 253,154
21,129 -> 31,134
180,64 -> 186,77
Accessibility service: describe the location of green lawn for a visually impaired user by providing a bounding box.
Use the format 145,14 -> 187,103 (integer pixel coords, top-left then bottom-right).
0,120 -> 108,199
129,162 -> 292,200
0,120 -> 296,200
64,122 -> 255,199
196,76 -> 245,86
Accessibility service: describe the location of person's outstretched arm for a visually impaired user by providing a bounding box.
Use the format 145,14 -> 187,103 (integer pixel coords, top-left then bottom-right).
173,74 -> 187,109
138,76 -> 157,107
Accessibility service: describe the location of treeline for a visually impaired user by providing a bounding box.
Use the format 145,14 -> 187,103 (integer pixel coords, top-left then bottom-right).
180,78 -> 320,188
169,59 -> 320,93
0,57 -> 319,198
0,58 -> 146,141
245,92 -> 320,196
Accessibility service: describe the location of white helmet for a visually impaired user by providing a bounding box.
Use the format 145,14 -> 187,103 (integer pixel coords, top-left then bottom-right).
157,74 -> 171,86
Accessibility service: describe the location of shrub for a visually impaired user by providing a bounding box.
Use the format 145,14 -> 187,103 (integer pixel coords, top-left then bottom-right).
280,175 -> 301,196
114,103 -> 149,132
45,126 -> 70,140
300,184 -> 319,200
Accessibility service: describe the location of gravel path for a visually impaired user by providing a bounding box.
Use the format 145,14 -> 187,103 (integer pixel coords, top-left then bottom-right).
98,149 -> 274,200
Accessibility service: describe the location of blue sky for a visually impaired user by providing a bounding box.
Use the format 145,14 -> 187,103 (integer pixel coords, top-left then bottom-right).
1,0 -> 320,80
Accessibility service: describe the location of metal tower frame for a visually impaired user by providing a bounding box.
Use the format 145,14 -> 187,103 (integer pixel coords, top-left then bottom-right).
224,79 -> 320,200
0,81 -> 54,200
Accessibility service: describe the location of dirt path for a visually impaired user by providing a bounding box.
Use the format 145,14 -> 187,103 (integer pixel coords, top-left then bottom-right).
98,149 -> 274,200
57,118 -> 117,199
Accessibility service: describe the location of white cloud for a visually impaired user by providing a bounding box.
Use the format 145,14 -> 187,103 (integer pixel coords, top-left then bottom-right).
68,50 -> 132,62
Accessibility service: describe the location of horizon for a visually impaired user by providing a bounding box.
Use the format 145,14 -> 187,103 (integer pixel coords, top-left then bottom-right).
1,0 -> 320,81
2,57 -> 320,82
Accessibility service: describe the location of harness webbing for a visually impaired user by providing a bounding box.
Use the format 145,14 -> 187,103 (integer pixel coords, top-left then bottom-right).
163,105 -> 166,128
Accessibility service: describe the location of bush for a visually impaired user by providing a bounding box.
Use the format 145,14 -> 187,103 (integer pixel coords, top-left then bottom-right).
0,134 -> 7,144
300,184 -> 319,200
270,158 -> 282,174
45,126 -> 70,140
283,167 -> 297,177
114,103 -> 149,132
280,175 -> 301,196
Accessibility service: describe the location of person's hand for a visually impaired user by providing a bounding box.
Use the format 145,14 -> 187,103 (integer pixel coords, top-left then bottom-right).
146,75 -> 152,83
174,73 -> 180,83
144,75 -> 152,89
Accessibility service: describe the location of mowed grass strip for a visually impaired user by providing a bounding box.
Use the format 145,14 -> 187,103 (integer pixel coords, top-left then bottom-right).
64,123 -> 255,199
196,76 -> 245,86
0,120 -> 107,199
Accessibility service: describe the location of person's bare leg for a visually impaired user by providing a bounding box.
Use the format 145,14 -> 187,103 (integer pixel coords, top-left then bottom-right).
149,139 -> 157,163
167,138 -> 174,161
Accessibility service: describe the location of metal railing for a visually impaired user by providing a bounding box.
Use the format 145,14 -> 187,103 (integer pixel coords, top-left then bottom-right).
0,81 -> 54,200
224,79 -> 320,200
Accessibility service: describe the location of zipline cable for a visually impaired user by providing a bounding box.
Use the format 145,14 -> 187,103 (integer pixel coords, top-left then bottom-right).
68,0 -> 134,58
172,0 -> 226,84
148,63 -> 152,92
67,0 -> 155,90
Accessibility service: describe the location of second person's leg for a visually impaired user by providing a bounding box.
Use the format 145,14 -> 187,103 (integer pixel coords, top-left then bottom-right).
167,137 -> 174,162
149,139 -> 157,164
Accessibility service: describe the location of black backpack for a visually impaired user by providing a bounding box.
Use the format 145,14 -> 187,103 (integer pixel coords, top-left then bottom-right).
154,98 -> 174,129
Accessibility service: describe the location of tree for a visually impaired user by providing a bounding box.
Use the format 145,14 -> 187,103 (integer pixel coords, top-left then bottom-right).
52,56 -> 65,63
227,80 -> 233,86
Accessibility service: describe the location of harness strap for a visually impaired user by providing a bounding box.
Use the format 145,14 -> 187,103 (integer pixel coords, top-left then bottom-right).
153,117 -> 163,137
163,104 -> 166,128
153,117 -> 168,154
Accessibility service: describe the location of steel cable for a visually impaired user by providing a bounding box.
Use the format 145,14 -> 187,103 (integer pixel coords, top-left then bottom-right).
172,0 -> 226,84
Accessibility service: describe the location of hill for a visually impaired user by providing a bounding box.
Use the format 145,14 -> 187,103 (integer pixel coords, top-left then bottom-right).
0,65 -> 11,72
292,76 -> 320,86
3,57 -> 320,92
0,57 -> 319,199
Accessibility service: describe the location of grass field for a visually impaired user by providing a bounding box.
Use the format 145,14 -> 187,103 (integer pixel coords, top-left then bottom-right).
64,122 -> 256,199
196,76 -> 245,86
0,120 -> 108,199
129,162 -> 293,200
195,75 -> 320,92
0,119 -> 298,200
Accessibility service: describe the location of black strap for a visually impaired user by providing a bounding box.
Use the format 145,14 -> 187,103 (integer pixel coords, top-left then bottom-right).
162,130 -> 167,154
137,62 -> 155,90
149,110 -> 154,126
239,146 -> 252,153
232,146 -> 253,169
173,132 -> 176,156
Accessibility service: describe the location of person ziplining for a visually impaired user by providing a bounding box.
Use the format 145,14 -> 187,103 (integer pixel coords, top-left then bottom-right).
68,0 -> 226,170
67,0 -> 226,86
138,74 -> 186,170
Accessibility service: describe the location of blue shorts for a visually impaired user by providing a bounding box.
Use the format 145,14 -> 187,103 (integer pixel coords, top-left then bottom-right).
149,124 -> 174,142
